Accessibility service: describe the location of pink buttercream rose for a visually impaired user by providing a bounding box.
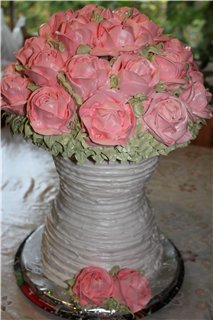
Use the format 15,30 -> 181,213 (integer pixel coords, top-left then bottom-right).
164,39 -> 193,62
73,266 -> 114,306
130,13 -> 167,44
112,54 -> 158,97
91,18 -> 138,56
1,72 -> 31,115
76,4 -> 113,20
113,7 -> 140,21
16,37 -> 48,66
153,55 -> 186,85
188,62 -> 204,84
180,82 -> 212,120
153,40 -> 192,84
133,14 -> 163,39
27,86 -> 76,135
79,90 -> 136,146
65,55 -> 110,101
56,16 -> 97,56
142,92 -> 192,145
2,63 -> 16,77
113,269 -> 151,313
76,4 -> 97,18
25,48 -> 65,86
39,10 -> 75,38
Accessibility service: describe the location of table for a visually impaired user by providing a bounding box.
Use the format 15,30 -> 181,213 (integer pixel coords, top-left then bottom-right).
1,126 -> 212,320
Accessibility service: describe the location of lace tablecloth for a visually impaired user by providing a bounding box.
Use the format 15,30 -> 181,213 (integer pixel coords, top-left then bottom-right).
1,127 -> 212,320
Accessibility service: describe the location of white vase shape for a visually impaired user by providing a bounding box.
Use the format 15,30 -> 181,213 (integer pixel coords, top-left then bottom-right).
41,157 -> 163,287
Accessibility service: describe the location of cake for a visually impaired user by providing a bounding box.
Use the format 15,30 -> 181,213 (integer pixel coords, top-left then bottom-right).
1,4 -> 212,315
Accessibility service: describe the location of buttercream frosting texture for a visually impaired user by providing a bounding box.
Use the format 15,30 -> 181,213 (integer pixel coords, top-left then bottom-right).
41,157 -> 163,287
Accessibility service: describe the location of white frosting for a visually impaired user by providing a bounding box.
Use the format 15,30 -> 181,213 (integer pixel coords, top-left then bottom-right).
41,157 -> 163,287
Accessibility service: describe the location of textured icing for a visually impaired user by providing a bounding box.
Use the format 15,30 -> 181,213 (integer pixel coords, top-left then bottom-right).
41,157 -> 163,287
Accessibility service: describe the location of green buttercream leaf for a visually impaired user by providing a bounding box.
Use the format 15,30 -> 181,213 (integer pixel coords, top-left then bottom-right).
139,43 -> 165,60
15,64 -> 24,72
154,81 -> 166,93
48,39 -> 65,52
124,9 -> 133,19
3,112 -> 200,164
188,119 -> 205,139
65,278 -> 75,287
109,265 -> 120,276
103,298 -> 131,314
24,122 -> 33,137
92,12 -> 104,23
57,72 -> 83,106
103,298 -> 120,310
76,44 -> 91,55
110,74 -> 119,89
27,82 -> 40,91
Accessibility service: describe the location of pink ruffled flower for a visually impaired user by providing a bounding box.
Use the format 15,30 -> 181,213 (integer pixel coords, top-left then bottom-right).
91,18 -> 138,56
153,55 -> 186,85
180,82 -> 212,120
73,266 -> 114,306
79,89 -> 136,146
16,36 -> 48,66
152,39 -> 192,85
1,72 -> 31,115
76,4 -> 113,20
130,13 -> 165,44
113,268 -> 151,313
188,62 -> 204,84
2,63 -> 16,77
65,55 -> 111,101
25,48 -> 65,86
27,86 -> 76,135
113,7 -> 140,21
39,10 -> 76,38
56,16 -> 97,56
112,54 -> 158,97
142,92 -> 192,145
164,39 -> 193,62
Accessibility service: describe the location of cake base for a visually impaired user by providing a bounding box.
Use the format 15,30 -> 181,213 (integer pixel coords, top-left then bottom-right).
14,225 -> 184,319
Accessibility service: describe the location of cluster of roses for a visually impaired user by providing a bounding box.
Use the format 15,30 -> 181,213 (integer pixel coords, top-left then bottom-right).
1,4 -> 212,147
70,266 -> 151,313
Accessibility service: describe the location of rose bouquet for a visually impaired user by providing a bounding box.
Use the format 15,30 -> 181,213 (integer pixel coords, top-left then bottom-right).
1,4 -> 212,163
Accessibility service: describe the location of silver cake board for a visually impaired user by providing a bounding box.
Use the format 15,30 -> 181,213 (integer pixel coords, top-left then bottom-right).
14,225 -> 184,319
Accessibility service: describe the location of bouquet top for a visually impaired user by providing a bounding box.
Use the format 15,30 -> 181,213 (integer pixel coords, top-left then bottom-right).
1,4 -> 212,163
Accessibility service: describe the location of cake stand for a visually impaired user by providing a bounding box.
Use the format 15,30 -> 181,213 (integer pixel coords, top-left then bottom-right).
14,225 -> 184,320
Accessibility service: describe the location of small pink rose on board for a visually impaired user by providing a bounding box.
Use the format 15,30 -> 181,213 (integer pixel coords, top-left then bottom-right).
1,72 -> 31,115
79,89 -> 136,146
73,266 -> 114,306
113,268 -> 151,313
27,86 -> 76,135
142,92 -> 192,145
